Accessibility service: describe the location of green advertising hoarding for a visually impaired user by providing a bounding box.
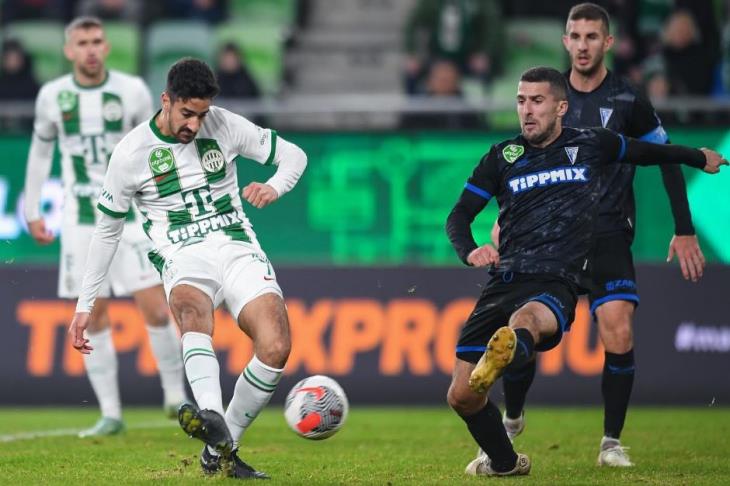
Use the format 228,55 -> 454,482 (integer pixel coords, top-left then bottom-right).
1,130 -> 728,265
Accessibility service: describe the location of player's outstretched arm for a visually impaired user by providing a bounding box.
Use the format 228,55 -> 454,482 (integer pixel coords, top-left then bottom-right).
623,137 -> 727,173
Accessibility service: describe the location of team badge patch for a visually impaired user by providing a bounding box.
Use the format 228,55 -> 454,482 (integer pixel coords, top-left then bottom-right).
102,99 -> 123,122
502,144 -> 524,163
600,107 -> 613,128
57,90 -> 77,111
565,146 -> 579,165
148,147 -> 176,175
201,149 -> 225,173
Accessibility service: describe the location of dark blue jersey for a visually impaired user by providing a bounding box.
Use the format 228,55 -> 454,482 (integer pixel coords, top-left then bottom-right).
563,70 -> 694,237
446,127 -> 705,282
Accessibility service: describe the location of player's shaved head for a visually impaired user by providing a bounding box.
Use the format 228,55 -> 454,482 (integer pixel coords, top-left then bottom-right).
567,3 -> 610,35
520,67 -> 569,101
64,16 -> 104,42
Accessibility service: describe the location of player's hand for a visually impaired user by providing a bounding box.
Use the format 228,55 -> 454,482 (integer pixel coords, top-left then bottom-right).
700,148 -> 728,174
490,221 -> 501,247
667,234 -> 705,282
69,312 -> 93,354
27,218 -> 54,245
467,244 -> 499,267
242,182 -> 278,209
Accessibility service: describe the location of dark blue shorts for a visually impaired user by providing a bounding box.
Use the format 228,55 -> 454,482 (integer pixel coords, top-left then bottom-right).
583,232 -> 639,317
456,272 -> 579,364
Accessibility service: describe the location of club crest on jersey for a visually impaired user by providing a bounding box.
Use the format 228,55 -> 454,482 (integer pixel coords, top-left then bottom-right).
564,146 -> 579,165
148,147 -> 176,175
507,166 -> 589,194
57,90 -> 77,111
201,149 -> 225,173
599,107 -> 613,127
102,99 -> 123,122
502,144 -> 524,163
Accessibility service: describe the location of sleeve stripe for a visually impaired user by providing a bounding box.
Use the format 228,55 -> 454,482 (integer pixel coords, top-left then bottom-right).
638,126 -> 669,144
616,134 -> 627,162
464,183 -> 492,200
264,129 -> 278,166
97,202 -> 128,219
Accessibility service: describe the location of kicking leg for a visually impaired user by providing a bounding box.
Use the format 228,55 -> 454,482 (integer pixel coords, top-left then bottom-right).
225,292 -> 290,447
448,359 -> 530,476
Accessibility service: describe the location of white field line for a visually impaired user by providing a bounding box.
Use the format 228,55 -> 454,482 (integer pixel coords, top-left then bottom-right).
0,419 -> 176,443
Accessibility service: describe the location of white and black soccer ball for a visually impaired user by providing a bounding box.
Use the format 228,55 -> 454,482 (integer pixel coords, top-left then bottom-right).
284,375 -> 349,440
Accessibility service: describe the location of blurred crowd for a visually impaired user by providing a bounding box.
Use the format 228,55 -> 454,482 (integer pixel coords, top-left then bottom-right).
1,0 -> 729,129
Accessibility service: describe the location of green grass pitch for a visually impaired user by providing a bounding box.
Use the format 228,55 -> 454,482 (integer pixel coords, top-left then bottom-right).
1,406 -> 728,484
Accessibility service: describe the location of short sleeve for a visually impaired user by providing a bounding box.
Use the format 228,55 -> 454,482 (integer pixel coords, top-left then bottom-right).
97,144 -> 139,218
220,108 -> 277,165
33,85 -> 57,141
465,146 -> 501,199
627,90 -> 668,143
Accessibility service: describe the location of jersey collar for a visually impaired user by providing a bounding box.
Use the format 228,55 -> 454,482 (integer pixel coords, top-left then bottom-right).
72,70 -> 109,90
149,110 -> 179,144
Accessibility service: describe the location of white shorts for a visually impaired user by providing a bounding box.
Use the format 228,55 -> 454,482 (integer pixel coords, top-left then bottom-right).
160,240 -> 283,319
58,222 -> 161,298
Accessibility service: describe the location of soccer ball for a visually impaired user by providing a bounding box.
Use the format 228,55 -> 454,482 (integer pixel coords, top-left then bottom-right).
284,375 -> 349,440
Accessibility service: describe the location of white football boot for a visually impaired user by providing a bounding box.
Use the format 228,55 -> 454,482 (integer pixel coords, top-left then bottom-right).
597,436 -> 634,467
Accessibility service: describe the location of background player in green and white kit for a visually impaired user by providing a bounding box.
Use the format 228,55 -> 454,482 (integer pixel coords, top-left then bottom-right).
69,58 -> 307,479
22,17 -> 188,437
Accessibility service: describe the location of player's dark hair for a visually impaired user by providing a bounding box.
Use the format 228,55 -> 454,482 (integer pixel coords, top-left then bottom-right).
520,66 -> 569,101
166,57 -> 220,102
567,2 -> 610,34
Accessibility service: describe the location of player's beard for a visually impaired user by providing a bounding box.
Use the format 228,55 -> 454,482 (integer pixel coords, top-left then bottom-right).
524,117 -> 558,146
77,62 -> 103,80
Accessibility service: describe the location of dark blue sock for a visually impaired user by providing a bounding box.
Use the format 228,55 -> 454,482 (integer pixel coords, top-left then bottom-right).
503,359 -> 536,420
507,328 -> 535,372
461,400 -> 518,472
602,349 -> 635,439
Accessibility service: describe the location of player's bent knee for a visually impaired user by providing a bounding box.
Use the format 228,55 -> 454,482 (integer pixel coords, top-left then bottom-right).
257,341 -> 290,369
446,384 -> 481,416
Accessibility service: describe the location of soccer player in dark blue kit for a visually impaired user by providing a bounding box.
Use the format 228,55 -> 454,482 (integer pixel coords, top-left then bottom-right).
491,3 -> 707,468
445,66 -> 726,477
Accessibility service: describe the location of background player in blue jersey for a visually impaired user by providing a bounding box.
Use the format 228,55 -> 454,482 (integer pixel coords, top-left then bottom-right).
446,66 -> 726,477
491,3 -> 707,467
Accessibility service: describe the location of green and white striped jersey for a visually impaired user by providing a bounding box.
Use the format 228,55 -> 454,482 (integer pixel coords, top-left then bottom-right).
32,70 -> 153,224
97,106 -> 279,265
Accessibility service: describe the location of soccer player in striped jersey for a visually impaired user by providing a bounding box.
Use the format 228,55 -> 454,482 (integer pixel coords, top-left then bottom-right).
69,58 -> 307,479
23,17 -> 188,437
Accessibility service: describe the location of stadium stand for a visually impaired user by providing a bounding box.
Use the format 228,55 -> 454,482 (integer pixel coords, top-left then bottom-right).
103,22 -> 141,75
145,20 -> 213,97
3,20 -> 65,82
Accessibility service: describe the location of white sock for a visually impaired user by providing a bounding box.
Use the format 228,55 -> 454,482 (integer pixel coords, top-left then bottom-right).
225,355 -> 283,446
146,322 -> 187,406
181,332 -> 224,416
83,328 -> 121,420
